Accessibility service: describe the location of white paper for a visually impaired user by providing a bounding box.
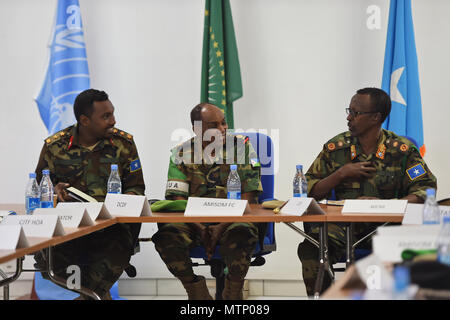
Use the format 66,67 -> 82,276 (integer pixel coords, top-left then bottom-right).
1,215 -> 65,238
342,199 -> 407,214
104,194 -> 151,217
56,202 -> 112,221
34,207 -> 94,228
373,224 -> 440,262
0,225 -> 29,250
403,204 -> 450,225
184,197 -> 251,217
280,197 -> 325,216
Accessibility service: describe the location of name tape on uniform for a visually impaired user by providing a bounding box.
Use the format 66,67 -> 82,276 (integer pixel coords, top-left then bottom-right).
342,199 -> 407,214
1,215 -> 65,238
56,202 -> 113,221
34,207 -> 94,228
104,194 -> 152,217
184,197 -> 251,217
280,198 -> 325,216
0,225 -> 29,250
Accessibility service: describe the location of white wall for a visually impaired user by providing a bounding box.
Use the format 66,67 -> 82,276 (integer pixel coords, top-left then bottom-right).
1,0 -> 449,282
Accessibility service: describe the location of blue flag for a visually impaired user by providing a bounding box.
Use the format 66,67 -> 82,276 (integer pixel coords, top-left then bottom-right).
381,0 -> 425,156
35,0 -> 90,135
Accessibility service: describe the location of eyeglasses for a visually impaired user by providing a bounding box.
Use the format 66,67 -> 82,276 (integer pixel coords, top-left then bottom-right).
345,108 -> 377,117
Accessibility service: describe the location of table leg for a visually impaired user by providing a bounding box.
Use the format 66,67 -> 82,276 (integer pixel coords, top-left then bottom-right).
0,257 -> 23,299
313,222 -> 333,299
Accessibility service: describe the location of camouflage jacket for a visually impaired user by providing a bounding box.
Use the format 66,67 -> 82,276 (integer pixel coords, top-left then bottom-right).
35,125 -> 145,201
165,134 -> 263,202
306,129 -> 437,201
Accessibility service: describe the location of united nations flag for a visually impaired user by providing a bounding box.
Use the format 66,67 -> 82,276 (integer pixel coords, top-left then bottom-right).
35,0 -> 90,135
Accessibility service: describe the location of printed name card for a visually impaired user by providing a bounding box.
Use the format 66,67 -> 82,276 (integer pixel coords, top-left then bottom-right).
373,224 -> 440,262
1,215 -> 65,238
33,207 -> 94,228
0,225 -> 29,250
342,199 -> 408,214
280,198 -> 326,216
184,197 -> 251,217
403,204 -> 450,225
105,194 -> 151,217
56,202 -> 112,221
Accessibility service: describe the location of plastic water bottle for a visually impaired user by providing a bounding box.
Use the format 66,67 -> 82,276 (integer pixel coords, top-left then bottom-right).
293,164 -> 308,197
25,173 -> 40,214
39,169 -> 54,208
422,188 -> 440,225
392,266 -> 412,300
227,164 -> 241,199
107,164 -> 122,194
437,216 -> 450,266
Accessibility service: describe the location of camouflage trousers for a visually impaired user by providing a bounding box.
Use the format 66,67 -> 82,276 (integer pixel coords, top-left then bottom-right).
297,222 -> 381,296
152,222 -> 260,281
34,223 -> 136,299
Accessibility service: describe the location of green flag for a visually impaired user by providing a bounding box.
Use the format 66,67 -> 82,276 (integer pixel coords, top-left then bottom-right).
200,0 -> 242,129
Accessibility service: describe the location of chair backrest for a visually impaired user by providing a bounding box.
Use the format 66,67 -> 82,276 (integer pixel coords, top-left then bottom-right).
234,132 -> 275,203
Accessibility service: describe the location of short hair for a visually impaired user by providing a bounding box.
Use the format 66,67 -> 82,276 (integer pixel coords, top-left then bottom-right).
73,89 -> 109,122
356,87 -> 391,123
190,103 -> 210,126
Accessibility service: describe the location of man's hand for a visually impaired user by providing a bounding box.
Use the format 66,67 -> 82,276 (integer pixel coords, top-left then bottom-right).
54,182 -> 71,202
338,162 -> 377,180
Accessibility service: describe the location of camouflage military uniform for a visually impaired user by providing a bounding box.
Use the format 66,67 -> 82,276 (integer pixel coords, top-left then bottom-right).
34,125 -> 145,299
298,129 -> 437,296
152,134 -> 265,281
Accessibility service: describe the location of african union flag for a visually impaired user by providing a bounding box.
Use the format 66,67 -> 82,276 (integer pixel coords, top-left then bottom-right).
200,0 -> 242,129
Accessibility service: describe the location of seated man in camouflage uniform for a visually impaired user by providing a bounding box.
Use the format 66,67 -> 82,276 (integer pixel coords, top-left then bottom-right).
152,103 -> 265,300
297,87 -> 437,297
34,89 -> 145,300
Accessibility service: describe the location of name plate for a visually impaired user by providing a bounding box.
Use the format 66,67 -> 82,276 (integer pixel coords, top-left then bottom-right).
34,207 -> 94,228
56,202 -> 112,221
280,197 -> 325,216
184,197 -> 251,217
373,224 -> 440,262
0,225 -> 29,250
1,215 -> 65,238
342,199 -> 407,214
105,194 -> 151,217
403,203 -> 450,225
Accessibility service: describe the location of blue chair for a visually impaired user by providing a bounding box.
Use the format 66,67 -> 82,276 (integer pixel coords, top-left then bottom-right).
190,132 -> 276,300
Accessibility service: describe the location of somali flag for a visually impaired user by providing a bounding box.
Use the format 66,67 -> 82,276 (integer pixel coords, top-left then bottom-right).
35,0 -> 90,135
381,0 -> 425,156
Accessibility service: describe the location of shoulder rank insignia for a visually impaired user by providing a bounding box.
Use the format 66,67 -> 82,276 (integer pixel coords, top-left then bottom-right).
113,128 -> 133,141
327,142 -> 336,151
406,163 -> 426,181
376,144 -> 386,160
351,145 -> 357,160
400,143 -> 409,152
130,158 -> 142,172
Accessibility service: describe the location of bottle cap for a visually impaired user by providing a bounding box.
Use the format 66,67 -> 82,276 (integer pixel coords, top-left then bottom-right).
230,164 -> 237,171
443,216 -> 450,224
426,188 -> 436,196
296,164 -> 303,170
42,169 -> 50,175
111,164 -> 118,170
29,172 -> 36,178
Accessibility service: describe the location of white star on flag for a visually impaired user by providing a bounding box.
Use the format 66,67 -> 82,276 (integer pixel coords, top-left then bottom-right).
390,67 -> 407,106
414,169 -> 420,175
